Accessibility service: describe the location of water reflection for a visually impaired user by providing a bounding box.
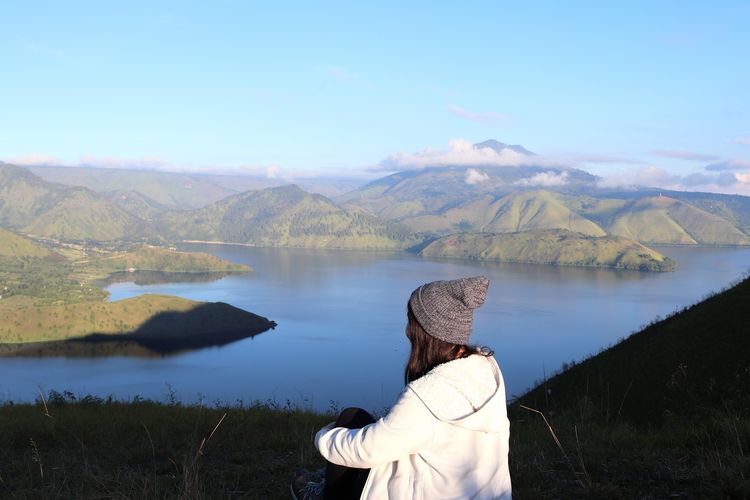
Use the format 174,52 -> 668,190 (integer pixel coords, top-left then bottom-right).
97,270 -> 236,287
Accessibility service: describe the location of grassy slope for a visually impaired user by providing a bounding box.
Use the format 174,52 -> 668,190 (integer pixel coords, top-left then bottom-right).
509,274 -> 750,498
158,184 -> 418,250
603,196 -> 750,245
0,227 -> 53,257
517,274 -> 750,423
0,164 -> 148,242
0,400 -> 329,499
420,230 -> 676,271
78,245 -> 251,275
0,294 -> 270,343
400,190 -> 608,237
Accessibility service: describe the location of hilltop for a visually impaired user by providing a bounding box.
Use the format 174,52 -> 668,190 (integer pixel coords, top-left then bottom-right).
420,230 -> 676,271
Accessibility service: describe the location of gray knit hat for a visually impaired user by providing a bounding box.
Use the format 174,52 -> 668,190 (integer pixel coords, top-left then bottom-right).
408,276 -> 490,344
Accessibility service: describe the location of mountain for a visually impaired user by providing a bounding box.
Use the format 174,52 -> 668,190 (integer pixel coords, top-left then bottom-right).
337,165 -> 599,222
26,165 -> 276,210
0,164 -> 149,241
27,164 -> 365,209
420,230 -> 675,271
473,139 -> 535,156
582,195 -> 750,245
403,190 -> 607,236
157,184 -> 418,249
104,190 -> 169,220
337,142 -> 750,246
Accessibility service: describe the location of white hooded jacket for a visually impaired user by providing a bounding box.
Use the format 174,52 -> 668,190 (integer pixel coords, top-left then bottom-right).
315,354 -> 512,499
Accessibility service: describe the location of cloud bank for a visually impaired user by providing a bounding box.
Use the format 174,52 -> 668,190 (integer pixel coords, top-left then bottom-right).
514,171 -> 569,187
378,139 -> 538,170
464,168 -> 490,185
597,165 -> 750,196
727,136 -> 750,146
651,149 -> 720,161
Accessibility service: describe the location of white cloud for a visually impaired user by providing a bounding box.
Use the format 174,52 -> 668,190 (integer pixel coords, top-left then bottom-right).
597,165 -> 750,196
378,138 -> 538,170
705,159 -> 750,171
78,155 -> 171,170
447,106 -> 508,125
4,153 -> 62,166
596,166 -> 680,189
727,136 -> 750,145
464,168 -> 489,185
265,164 -> 281,179
515,171 -> 569,187
651,149 -> 720,162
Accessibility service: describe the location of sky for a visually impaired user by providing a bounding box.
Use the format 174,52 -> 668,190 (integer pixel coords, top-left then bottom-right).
1,1 -> 749,194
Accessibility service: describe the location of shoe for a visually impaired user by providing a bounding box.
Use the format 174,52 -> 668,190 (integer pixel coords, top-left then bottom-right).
290,469 -> 325,500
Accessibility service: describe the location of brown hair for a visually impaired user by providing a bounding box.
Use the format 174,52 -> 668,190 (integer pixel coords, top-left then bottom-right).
404,304 -> 492,384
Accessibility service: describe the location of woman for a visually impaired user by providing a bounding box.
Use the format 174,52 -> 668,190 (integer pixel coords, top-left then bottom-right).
292,276 -> 512,499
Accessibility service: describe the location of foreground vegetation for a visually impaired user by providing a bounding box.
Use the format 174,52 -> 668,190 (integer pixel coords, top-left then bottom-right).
0,396 -> 329,499
3,275 -> 749,497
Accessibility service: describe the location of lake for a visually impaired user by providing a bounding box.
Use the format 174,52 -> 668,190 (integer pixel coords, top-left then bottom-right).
2,244 -> 749,411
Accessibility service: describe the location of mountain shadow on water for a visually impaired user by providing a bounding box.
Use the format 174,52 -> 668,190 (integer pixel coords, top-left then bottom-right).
1,302 -> 276,358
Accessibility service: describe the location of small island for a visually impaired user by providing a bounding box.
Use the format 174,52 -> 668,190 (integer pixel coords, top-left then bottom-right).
0,295 -> 276,356
420,230 -> 676,272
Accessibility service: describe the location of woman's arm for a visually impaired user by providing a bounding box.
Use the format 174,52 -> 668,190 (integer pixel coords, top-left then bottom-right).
314,388 -> 435,468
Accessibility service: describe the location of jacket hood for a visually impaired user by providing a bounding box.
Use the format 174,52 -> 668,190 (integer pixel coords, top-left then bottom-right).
408,354 -> 507,433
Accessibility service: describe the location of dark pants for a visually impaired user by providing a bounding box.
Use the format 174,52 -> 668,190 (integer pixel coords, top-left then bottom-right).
323,407 -> 376,500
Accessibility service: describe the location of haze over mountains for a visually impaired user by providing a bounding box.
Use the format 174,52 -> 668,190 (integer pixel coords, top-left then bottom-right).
2,139 -> 750,258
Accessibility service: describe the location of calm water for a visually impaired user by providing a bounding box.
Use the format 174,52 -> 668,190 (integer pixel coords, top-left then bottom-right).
2,244 -> 749,411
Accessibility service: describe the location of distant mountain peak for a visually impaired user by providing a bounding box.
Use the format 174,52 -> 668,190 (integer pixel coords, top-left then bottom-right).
473,139 -> 534,156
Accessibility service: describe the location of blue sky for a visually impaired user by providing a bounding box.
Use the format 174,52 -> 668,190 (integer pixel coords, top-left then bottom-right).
1,1 -> 749,193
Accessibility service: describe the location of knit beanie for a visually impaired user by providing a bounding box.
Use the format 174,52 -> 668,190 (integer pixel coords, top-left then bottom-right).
408,276 -> 490,344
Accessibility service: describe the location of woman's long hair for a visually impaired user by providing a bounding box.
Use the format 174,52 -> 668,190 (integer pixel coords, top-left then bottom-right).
404,304 -> 492,384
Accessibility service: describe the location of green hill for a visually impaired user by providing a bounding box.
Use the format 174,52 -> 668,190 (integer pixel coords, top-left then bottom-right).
603,196 -> 750,245
508,274 -> 750,497
26,165 -> 257,210
340,163 -> 750,246
157,184 -> 419,250
337,164 -> 597,222
0,164 -> 150,242
0,227 -> 53,257
79,245 -> 251,275
420,230 -> 675,271
104,190 -> 169,220
406,190 -> 607,236
516,273 -> 750,422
